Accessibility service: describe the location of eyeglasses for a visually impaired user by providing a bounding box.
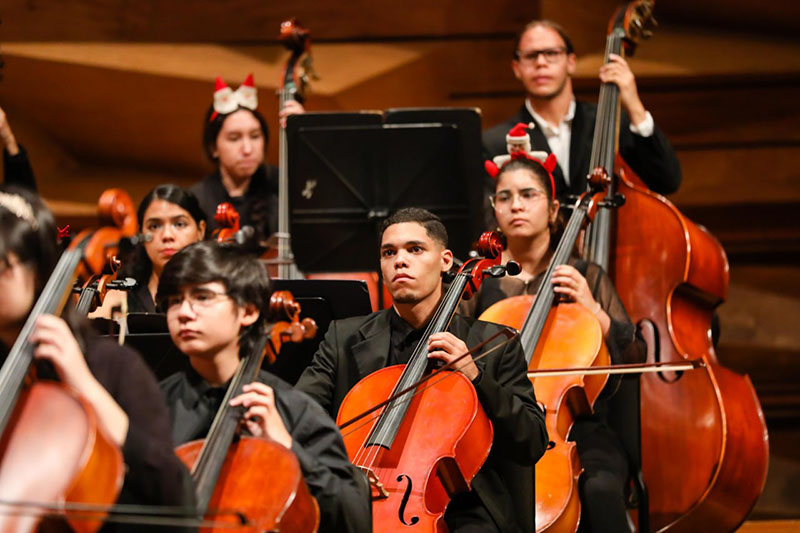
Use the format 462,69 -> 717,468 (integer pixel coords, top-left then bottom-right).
166,287 -> 229,310
490,188 -> 547,209
515,47 -> 567,64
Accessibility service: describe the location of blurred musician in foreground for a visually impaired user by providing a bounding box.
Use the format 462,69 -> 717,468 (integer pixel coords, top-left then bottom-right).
157,240 -> 371,533
0,185 -> 194,531
483,19 -> 681,199
296,207 -> 548,532
191,75 -> 304,242
1,104 -> 37,190
463,153 -> 645,532
91,184 -> 206,317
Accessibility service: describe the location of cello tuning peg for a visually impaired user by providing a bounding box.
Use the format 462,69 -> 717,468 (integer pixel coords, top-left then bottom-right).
504,261 -> 522,276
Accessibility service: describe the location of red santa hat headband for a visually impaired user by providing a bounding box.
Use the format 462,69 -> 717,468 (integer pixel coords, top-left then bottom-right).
484,122 -> 556,199
209,74 -> 258,122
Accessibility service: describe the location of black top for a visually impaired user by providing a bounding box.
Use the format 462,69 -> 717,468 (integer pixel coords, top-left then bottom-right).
296,309 -> 549,533
127,283 -> 157,314
483,101 -> 682,198
159,366 -> 371,533
3,145 -> 37,191
190,164 -> 279,241
1,335 -> 195,533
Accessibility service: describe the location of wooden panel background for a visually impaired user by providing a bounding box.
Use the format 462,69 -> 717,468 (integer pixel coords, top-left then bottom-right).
1,0 -> 799,520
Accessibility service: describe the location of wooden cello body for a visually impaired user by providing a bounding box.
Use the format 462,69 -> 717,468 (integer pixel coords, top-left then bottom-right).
611,159 -> 769,531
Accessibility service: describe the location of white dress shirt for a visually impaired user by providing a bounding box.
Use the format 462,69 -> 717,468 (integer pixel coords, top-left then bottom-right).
525,98 -> 654,186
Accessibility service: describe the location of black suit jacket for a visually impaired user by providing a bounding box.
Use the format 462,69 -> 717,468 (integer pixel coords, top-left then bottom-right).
483,101 -> 682,197
296,309 -> 548,533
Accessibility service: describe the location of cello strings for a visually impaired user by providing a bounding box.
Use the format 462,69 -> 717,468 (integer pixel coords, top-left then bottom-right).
352,276 -> 465,472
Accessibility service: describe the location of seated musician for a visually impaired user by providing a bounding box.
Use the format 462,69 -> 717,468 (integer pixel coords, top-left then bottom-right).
191,75 -> 304,242
156,240 -> 371,533
462,153 -> 646,532
296,207 -> 549,533
0,185 -> 194,532
92,184 -> 207,317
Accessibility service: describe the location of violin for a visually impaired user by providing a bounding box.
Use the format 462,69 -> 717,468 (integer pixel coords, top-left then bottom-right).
0,189 -> 145,532
581,2 -> 769,530
274,18 -> 316,279
479,173 -> 612,532
174,290 -> 319,533
336,232 -> 515,532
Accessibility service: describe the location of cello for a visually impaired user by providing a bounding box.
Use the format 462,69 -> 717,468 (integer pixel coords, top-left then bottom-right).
336,232 -> 513,532
478,162 -> 614,532
0,189 -> 144,531
581,1 -> 769,530
174,290 -> 320,533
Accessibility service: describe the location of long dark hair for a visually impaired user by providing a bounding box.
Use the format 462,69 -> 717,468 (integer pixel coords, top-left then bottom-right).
0,185 -> 59,295
120,184 -> 206,286
0,185 -> 90,353
156,240 -> 270,358
202,105 -> 269,163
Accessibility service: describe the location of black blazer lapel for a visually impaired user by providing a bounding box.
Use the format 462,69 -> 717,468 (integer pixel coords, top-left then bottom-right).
568,101 -> 596,194
350,310 -> 393,380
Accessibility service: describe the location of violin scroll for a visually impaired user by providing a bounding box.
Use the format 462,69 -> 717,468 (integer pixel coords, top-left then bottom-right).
213,202 -> 241,243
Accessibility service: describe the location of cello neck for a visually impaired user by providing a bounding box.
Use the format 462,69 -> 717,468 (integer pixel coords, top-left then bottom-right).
518,198 -> 592,361
190,335 -> 269,512
364,273 -> 470,450
0,246 -> 84,436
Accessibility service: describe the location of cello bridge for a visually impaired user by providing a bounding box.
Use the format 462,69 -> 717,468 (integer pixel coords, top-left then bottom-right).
359,467 -> 389,500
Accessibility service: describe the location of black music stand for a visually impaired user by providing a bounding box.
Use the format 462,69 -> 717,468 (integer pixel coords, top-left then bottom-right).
286,108 -> 485,273
94,314 -> 189,381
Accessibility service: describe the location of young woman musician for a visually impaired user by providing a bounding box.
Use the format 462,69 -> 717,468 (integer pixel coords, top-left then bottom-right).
191,75 -> 304,241
156,240 -> 371,533
0,185 -> 194,531
463,155 -> 646,532
92,184 -> 206,317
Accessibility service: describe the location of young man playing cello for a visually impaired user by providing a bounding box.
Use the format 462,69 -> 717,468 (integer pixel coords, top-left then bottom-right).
296,207 -> 549,533
157,240 -> 371,533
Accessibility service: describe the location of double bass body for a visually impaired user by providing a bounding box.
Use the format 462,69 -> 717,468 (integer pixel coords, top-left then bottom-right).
613,160 -> 769,531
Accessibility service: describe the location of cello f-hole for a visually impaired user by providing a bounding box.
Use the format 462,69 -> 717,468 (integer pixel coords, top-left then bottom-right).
396,474 -> 419,526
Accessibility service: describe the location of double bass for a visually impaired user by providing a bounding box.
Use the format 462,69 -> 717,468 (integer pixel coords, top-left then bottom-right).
275,18 -> 316,279
479,164 -> 613,532
582,1 -> 769,530
336,232 -> 511,532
